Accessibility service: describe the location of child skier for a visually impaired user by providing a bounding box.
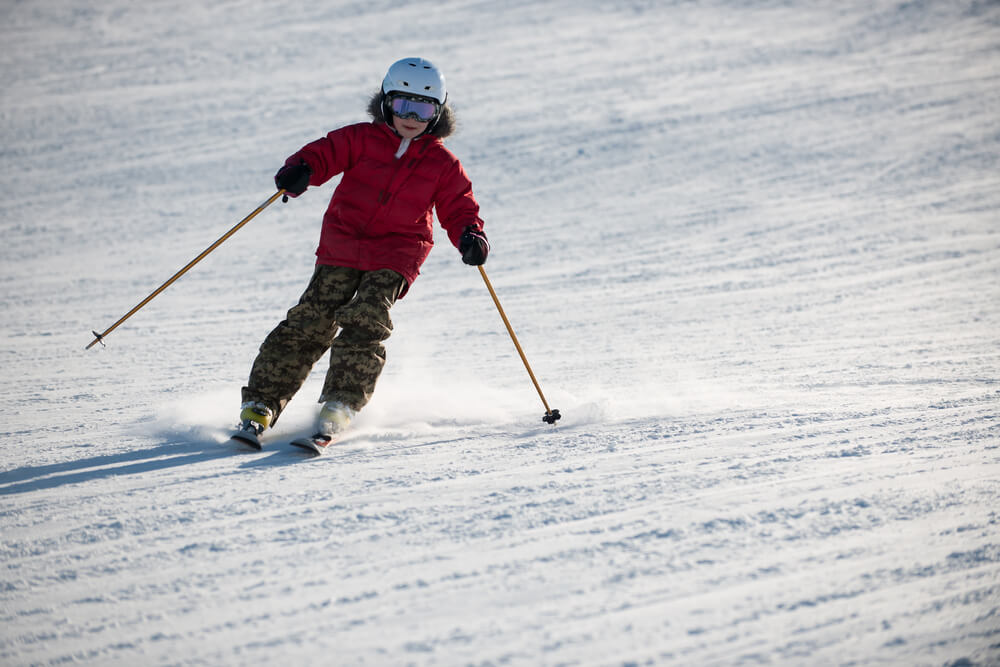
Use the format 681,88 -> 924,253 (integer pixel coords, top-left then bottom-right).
232,57 -> 489,452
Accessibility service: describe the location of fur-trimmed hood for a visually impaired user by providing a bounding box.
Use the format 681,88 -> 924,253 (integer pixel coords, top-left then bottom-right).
367,91 -> 456,139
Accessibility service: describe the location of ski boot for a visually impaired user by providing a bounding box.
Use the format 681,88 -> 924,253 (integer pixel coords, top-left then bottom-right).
291,400 -> 356,455
230,401 -> 274,450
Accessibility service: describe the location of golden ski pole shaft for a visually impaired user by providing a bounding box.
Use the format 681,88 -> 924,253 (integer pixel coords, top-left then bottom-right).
86,190 -> 285,350
477,265 -> 559,422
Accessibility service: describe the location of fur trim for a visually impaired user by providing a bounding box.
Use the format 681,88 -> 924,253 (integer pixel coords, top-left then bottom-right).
367,90 -> 456,139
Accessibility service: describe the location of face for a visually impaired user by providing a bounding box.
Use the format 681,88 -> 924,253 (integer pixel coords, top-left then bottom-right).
392,114 -> 429,139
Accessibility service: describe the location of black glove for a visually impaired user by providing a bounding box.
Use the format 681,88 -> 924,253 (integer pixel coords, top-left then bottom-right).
459,226 -> 489,265
274,161 -> 311,198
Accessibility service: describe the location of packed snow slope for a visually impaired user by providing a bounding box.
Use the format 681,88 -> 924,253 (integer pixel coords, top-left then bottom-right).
2,1 -> 999,664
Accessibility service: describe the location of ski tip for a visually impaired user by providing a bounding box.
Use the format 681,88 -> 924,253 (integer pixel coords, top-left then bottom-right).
290,434 -> 334,456
230,433 -> 263,450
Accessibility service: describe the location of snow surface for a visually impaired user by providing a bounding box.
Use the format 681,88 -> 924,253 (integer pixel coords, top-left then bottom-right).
2,0 -> 999,664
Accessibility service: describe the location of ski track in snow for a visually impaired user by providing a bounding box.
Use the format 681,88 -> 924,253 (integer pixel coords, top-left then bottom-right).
2,1 -> 999,665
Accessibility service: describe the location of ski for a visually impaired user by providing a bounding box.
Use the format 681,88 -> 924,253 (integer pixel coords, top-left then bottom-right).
229,424 -> 340,456
289,433 -> 335,456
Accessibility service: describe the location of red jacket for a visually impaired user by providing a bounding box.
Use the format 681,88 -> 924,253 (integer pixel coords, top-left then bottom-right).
287,122 -> 483,295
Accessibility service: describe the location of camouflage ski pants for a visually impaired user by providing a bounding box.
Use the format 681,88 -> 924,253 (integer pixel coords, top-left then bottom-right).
241,265 -> 406,423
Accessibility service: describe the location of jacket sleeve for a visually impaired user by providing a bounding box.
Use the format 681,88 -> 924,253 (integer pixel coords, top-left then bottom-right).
285,124 -> 363,187
434,156 -> 484,248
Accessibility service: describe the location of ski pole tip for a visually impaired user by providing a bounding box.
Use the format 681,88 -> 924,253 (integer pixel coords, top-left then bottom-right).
542,409 -> 561,425
86,331 -> 105,350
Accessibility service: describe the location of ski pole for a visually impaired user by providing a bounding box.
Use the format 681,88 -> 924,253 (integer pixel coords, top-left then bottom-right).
86,189 -> 286,350
477,265 -> 561,424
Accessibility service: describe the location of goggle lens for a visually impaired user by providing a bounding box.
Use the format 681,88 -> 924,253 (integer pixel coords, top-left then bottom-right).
390,96 -> 439,122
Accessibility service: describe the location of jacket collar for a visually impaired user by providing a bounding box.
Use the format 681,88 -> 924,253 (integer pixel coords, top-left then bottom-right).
375,120 -> 442,147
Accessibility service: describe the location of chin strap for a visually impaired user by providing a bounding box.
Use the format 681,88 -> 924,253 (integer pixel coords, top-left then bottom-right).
394,137 -> 412,159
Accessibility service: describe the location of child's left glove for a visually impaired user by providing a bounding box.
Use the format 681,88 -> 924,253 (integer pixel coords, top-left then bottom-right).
459,226 -> 489,265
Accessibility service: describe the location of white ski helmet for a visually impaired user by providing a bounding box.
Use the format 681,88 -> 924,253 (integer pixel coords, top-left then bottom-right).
381,57 -> 447,104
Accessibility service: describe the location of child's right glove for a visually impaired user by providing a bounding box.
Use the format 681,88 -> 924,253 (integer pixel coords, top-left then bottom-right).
459,226 -> 489,265
275,161 -> 311,198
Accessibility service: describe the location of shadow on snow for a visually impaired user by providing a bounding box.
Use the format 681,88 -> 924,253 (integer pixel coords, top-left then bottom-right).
0,438 -> 308,496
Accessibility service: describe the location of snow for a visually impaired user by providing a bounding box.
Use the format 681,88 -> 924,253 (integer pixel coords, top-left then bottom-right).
2,0 -> 998,664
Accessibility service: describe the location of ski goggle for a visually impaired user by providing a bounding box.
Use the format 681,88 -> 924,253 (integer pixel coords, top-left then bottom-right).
389,95 -> 439,122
